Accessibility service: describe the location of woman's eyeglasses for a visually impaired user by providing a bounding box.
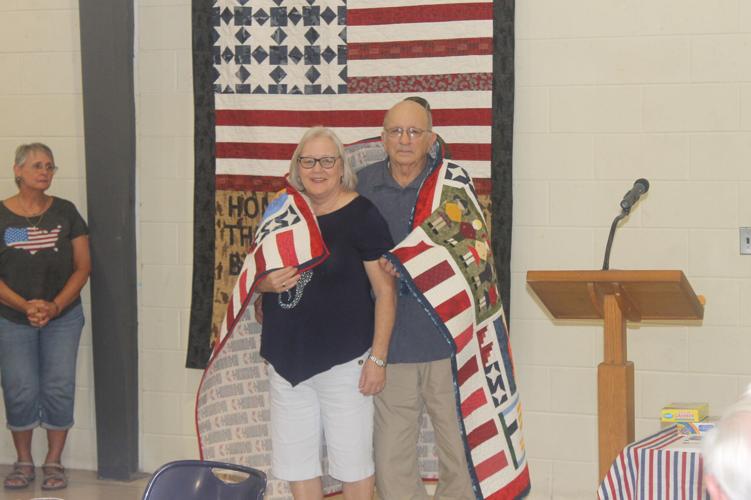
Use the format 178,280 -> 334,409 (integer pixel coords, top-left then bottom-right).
297,156 -> 339,169
28,162 -> 58,174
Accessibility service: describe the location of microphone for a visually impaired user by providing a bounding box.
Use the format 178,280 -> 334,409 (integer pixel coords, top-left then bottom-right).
620,178 -> 649,213
602,178 -> 651,270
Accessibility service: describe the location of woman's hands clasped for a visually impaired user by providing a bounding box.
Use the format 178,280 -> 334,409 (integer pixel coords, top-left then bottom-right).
25,299 -> 59,327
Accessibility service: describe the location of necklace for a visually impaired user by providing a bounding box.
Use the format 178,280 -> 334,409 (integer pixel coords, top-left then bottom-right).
278,270 -> 313,309
17,196 -> 49,229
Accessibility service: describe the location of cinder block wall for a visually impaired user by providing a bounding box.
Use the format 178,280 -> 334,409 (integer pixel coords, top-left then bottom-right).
513,1 -> 751,497
2,2 -> 751,499
135,0 -> 199,470
0,0 -> 96,469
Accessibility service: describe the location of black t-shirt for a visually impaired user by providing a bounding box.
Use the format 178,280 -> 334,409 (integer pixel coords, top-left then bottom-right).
0,197 -> 89,324
260,195 -> 394,385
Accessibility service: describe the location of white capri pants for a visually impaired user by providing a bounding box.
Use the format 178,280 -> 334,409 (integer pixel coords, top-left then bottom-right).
268,351 -> 374,482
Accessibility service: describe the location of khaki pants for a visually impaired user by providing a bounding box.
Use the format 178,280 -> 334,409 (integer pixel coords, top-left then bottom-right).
374,358 -> 475,500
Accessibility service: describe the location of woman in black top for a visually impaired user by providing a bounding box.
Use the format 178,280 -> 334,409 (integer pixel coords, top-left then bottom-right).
0,143 -> 90,491
256,127 -> 395,499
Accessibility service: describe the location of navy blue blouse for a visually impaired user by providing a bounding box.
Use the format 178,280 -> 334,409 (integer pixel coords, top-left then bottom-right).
260,195 -> 394,385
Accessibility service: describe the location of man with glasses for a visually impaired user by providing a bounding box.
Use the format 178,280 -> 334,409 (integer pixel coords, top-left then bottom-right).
357,98 -> 475,499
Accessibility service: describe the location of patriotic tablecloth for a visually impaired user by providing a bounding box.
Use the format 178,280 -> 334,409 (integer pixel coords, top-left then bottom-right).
598,426 -> 708,500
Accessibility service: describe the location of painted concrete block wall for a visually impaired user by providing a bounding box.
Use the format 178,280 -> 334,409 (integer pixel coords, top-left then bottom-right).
0,1 -> 96,470
2,2 -> 749,499
515,0 -> 751,497
135,0 -> 201,472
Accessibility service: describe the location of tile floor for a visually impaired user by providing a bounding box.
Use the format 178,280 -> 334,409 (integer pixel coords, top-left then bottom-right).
0,465 -> 361,500
0,465 -> 149,500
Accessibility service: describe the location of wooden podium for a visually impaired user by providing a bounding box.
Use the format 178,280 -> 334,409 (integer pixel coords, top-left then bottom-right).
526,270 -> 704,480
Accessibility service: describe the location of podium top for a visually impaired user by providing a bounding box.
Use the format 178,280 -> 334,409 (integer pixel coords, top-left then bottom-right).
526,270 -> 704,322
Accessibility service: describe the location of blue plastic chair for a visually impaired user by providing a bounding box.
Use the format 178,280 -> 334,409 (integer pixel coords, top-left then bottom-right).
142,460 -> 266,500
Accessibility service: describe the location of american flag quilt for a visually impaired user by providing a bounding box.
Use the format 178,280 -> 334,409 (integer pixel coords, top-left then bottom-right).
192,0 -> 496,363
195,179 -> 333,498
387,158 -> 530,499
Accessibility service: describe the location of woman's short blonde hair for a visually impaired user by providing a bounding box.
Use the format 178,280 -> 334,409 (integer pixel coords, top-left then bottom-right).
288,127 -> 357,192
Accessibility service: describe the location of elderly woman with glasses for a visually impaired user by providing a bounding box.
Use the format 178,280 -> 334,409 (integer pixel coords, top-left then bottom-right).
255,127 -> 396,499
0,143 -> 90,491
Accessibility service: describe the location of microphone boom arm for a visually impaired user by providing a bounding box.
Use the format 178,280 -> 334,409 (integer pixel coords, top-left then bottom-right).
602,211 -> 628,271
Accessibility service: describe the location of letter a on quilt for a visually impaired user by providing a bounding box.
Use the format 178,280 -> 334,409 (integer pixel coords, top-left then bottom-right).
195,177 -> 339,498
387,159 -> 531,500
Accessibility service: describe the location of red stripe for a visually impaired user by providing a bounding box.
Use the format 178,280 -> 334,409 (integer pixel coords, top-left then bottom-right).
484,466 -> 531,500
216,175 -> 286,192
413,163 -> 441,227
665,452 -> 670,499
254,241 -> 267,276
605,465 -> 616,498
466,419 -> 498,450
275,230 -> 299,267
453,325 -> 474,353
412,261 -> 455,293
348,73 -> 492,93
619,451 -> 633,499
348,37 -> 492,60
456,357 -> 479,386
216,108 -> 490,127
681,452 -> 687,498
216,142 -> 295,160
238,270 -> 248,304
225,296 -> 235,329
289,186 -> 326,259
648,450 -> 654,500
392,240 -> 432,263
460,388 -> 487,418
347,4 -> 492,26
473,450 -> 508,482
451,143 -> 491,162
435,291 -> 471,323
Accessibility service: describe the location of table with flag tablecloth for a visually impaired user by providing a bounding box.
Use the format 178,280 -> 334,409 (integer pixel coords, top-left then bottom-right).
597,426 -> 708,500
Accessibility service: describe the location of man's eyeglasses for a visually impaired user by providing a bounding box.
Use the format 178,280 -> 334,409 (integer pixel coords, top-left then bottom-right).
28,162 -> 58,174
384,127 -> 427,140
297,156 -> 339,169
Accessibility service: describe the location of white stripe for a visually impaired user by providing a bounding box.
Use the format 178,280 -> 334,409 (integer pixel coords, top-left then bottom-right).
349,0 -> 491,7
349,20 -> 492,43
215,91 -> 492,111
215,158 -> 491,180
217,126 -> 382,144
349,56 -> 492,77
217,159 -> 290,177
216,126 -> 490,145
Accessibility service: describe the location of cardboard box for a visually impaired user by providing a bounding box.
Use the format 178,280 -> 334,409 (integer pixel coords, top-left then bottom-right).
674,417 -> 718,435
660,402 -> 709,423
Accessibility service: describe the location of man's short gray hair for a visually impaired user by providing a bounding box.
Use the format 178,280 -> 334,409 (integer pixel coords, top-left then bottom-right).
288,127 -> 357,192
702,385 -> 751,500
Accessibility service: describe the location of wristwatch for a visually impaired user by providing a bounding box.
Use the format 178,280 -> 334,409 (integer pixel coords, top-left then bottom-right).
368,353 -> 387,368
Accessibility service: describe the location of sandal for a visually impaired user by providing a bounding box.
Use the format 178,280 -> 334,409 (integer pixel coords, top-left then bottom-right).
41,463 -> 67,491
4,461 -> 35,490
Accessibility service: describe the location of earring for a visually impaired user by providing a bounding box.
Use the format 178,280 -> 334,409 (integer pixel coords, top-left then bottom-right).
14,176 -> 21,183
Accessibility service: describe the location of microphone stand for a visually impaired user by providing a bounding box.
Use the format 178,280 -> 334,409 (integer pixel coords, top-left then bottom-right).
602,211 -> 628,270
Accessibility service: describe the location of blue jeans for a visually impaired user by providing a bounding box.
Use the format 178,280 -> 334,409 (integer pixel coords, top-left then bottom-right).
0,304 -> 84,431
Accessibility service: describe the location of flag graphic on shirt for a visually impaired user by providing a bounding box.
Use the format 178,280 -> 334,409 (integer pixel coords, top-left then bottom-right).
4,226 -> 61,254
